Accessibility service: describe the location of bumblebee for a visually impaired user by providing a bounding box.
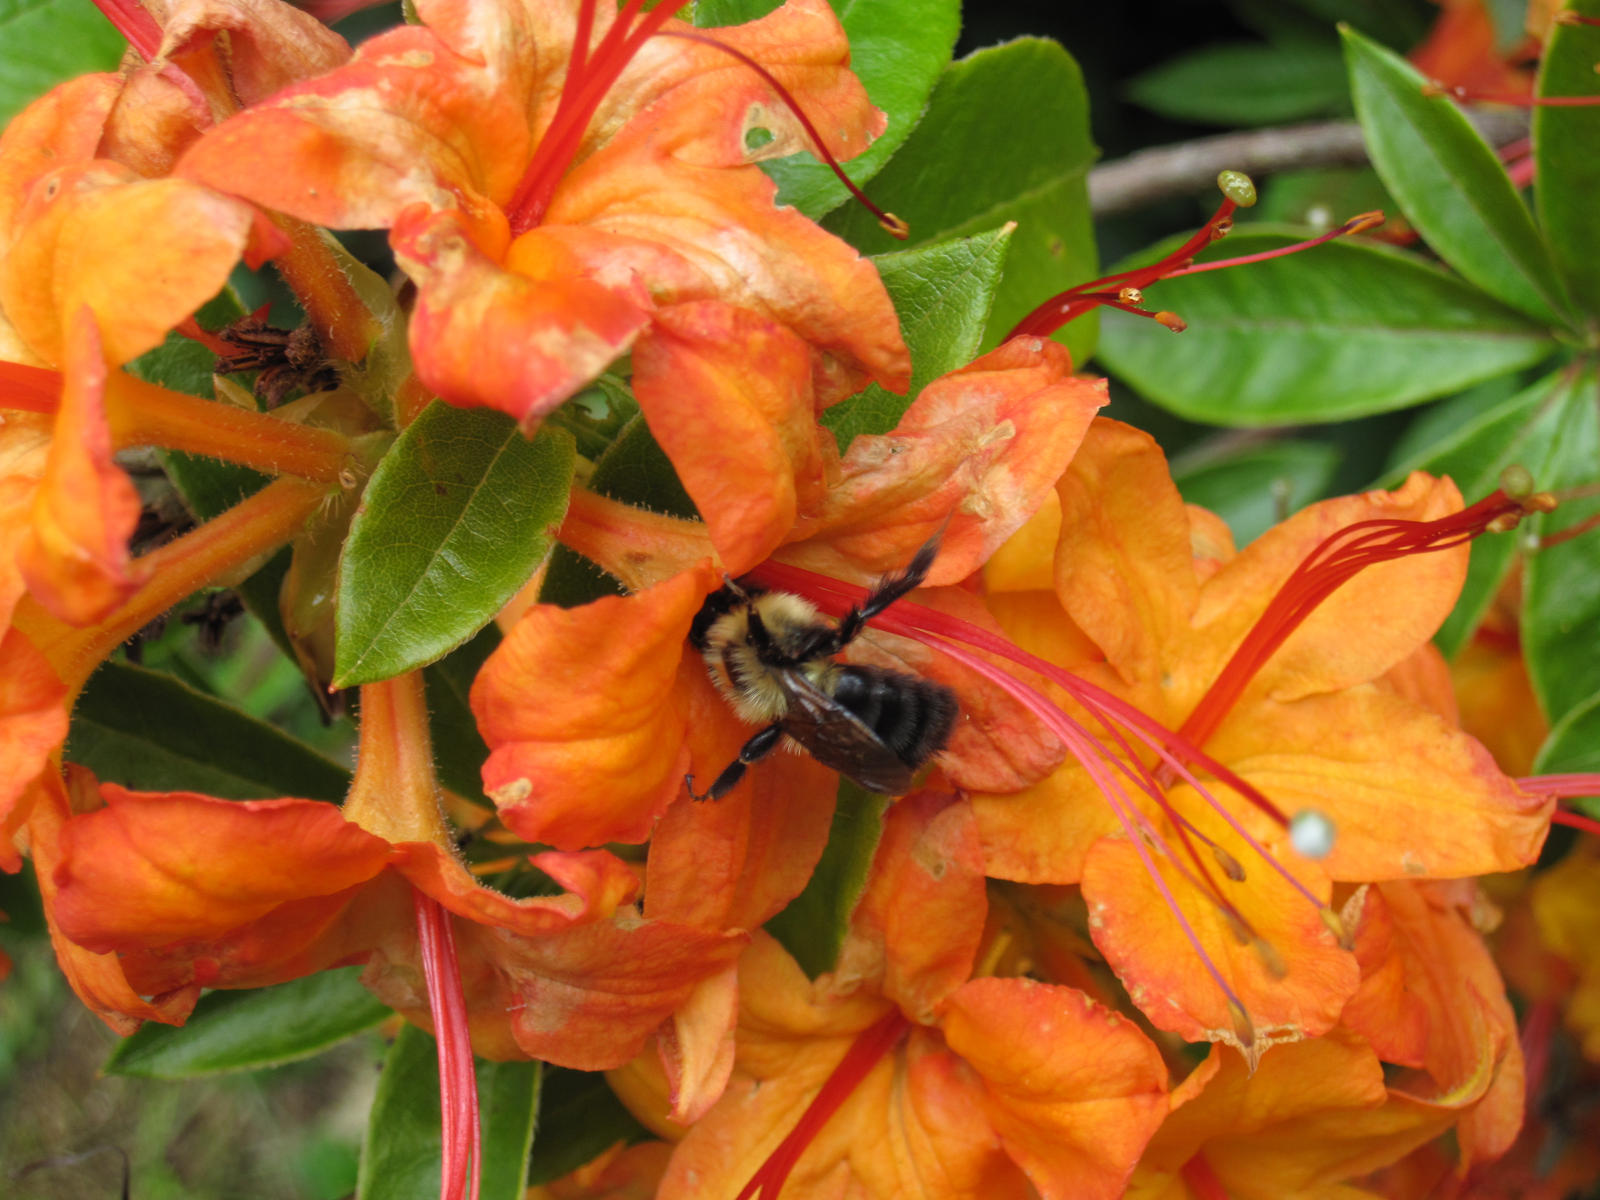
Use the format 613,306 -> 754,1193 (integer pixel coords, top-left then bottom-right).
686,538 -> 958,801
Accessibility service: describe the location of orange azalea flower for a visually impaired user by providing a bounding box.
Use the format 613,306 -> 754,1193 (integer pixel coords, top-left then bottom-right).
43,674 -> 744,1067
615,792 -> 1170,1200
470,337 -> 1105,855
173,0 -> 913,525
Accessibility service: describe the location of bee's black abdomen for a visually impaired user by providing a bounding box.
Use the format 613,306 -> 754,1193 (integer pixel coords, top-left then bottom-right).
834,666 -> 958,770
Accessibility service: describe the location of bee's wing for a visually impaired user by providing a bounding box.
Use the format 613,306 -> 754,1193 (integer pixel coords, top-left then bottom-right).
776,670 -> 916,795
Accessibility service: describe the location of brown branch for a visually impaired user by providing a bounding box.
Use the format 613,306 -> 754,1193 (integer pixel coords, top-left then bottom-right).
1088,110 -> 1530,217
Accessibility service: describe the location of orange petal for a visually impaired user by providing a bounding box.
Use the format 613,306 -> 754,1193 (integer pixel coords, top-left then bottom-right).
939,977 -> 1169,1200
0,629 -> 69,870
176,24 -> 527,232
783,339 -> 1106,585
51,785 -> 392,950
645,661 -> 837,932
471,563 -> 718,848
158,0 -> 351,107
0,74 -> 120,243
395,841 -> 642,935
26,770 -> 200,1033
836,792 -> 986,1022
1082,824 -> 1359,1049
399,208 -> 650,425
17,310 -> 146,626
658,964 -> 740,1123
632,301 -> 822,574
1,164 -> 255,366
1209,686 -> 1552,880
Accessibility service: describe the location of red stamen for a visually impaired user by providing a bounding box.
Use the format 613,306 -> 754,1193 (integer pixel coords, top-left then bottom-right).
1539,509 -> 1600,548
1552,809 -> 1600,836
1181,1154 -> 1231,1200
1521,774 -> 1600,800
414,891 -> 481,1200
507,0 -> 687,233
737,1012 -> 908,1200
1426,82 -> 1600,106
173,316 -> 236,358
0,361 -> 62,414
1179,482 -> 1554,752
1520,998 -> 1560,1115
1170,211 -> 1385,277
656,30 -> 907,239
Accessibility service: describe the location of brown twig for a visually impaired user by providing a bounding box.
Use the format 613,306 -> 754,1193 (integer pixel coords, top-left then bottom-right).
1088,110 -> 1530,217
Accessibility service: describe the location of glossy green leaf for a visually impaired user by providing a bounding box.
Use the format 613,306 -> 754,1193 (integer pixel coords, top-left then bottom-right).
1173,439 -> 1342,546
1128,41 -> 1348,126
1524,370 -> 1600,728
697,0 -> 962,221
1381,371 -> 1575,660
359,1026 -> 539,1200
1342,26 -> 1572,327
822,226 -> 1013,448
334,405 -> 575,686
824,38 -> 1099,366
526,1067 -> 650,1186
1533,0 -> 1600,318
765,782 -> 887,978
68,660 -> 351,800
1094,230 -> 1554,425
105,969 -> 388,1078
0,0 -> 126,124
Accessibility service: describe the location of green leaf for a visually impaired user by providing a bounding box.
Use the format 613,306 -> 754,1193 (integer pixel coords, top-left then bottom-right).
1173,439 -> 1342,546
821,226 -> 1013,447
1524,370 -> 1600,728
1094,230 -> 1554,425
1128,41 -> 1349,126
67,660 -> 351,800
334,405 -> 576,686
526,1067 -> 650,1186
824,38 -> 1099,366
1342,25 -> 1573,328
1533,0 -> 1600,319
1381,371 -> 1576,659
1535,691 -> 1600,784
105,969 -> 388,1078
697,0 -> 962,221
0,0 -> 127,125
764,782 -> 887,977
359,1026 -> 540,1200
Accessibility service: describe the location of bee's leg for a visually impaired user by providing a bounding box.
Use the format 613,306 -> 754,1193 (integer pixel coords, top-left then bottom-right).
685,722 -> 785,801
830,534 -> 942,650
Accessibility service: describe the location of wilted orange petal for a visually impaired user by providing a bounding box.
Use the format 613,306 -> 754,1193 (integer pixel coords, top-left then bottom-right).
784,339 -> 1106,585
939,976 -> 1169,1200
158,0 -> 352,106
658,964 -> 740,1123
176,24 -> 527,232
400,208 -> 651,425
645,662 -> 837,932
1,165 -> 255,366
0,629 -> 69,870
472,563 -> 719,849
1082,827 -> 1358,1047
632,301 -> 821,574
17,310 -> 145,626
1210,687 -> 1551,880
836,792 -> 986,1022
51,786 -> 392,950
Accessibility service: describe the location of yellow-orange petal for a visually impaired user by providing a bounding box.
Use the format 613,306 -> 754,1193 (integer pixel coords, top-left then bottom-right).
1209,686 -> 1552,881
472,563 -> 719,849
1,164 -> 255,366
835,792 -> 986,1023
176,24 -> 527,231
399,208 -> 651,425
1082,825 -> 1359,1049
17,310 -> 145,626
632,301 -> 822,574
783,338 -> 1106,585
51,786 -> 392,950
0,74 -> 120,247
939,977 -> 1169,1200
